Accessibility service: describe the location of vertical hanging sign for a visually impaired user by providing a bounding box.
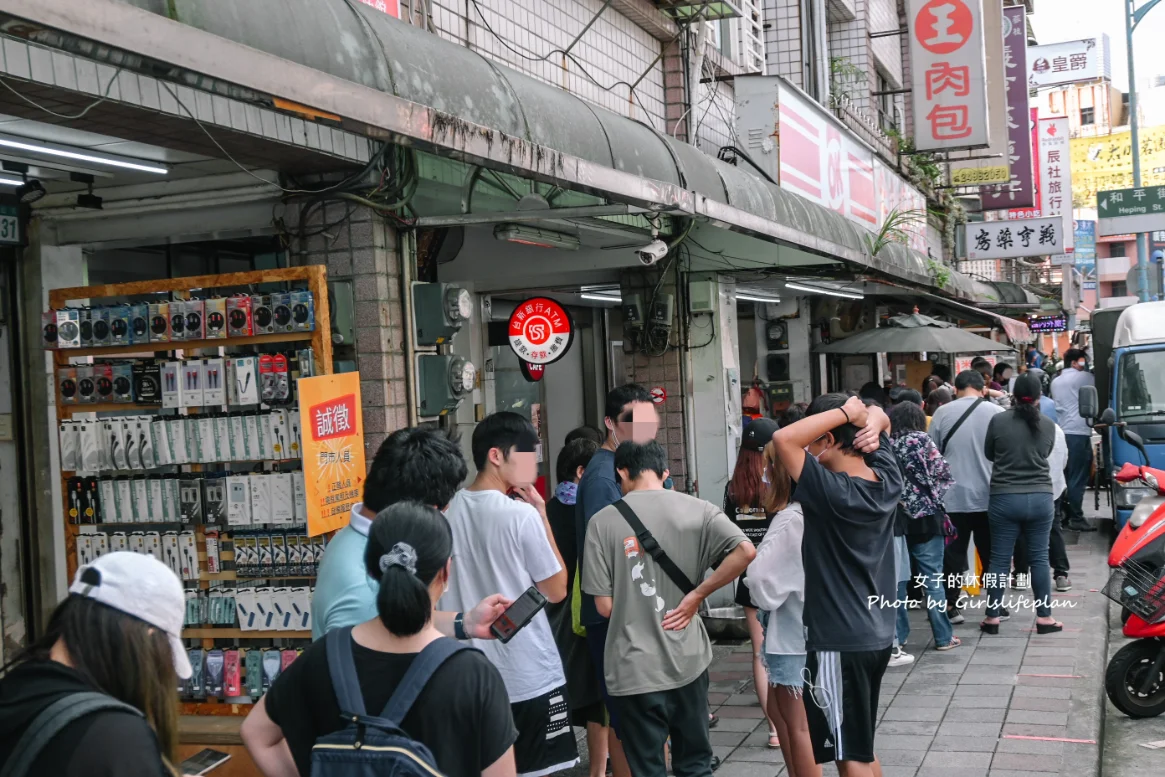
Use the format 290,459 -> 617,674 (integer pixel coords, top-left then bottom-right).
982,5 -> 1036,209
299,373 -> 367,536
355,0 -> 400,17
1038,117 -> 1075,250
908,0 -> 990,152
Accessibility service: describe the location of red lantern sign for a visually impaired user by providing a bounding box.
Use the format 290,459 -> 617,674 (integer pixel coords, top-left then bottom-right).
521,361 -> 545,382
507,297 -> 574,366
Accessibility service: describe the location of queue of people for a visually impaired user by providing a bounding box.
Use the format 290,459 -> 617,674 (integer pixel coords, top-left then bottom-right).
0,359 -> 1093,777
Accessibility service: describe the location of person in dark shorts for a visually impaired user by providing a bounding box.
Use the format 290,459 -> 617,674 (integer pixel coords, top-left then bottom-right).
547,435 -> 609,777
770,394 -> 902,776
725,417 -> 782,748
577,385 -> 659,777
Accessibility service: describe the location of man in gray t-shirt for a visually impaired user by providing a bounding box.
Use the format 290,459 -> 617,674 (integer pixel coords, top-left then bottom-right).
1051,349 -> 1097,531
583,441 -> 753,777
928,370 -> 1003,618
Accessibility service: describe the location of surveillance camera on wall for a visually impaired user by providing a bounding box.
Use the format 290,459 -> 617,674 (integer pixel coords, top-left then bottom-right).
636,239 -> 668,266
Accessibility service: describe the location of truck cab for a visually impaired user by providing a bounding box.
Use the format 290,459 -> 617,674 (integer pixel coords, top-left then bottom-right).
1089,302 -> 1165,528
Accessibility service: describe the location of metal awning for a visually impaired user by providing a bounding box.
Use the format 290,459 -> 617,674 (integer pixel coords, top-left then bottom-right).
7,0 -> 975,295
919,292 -> 1033,344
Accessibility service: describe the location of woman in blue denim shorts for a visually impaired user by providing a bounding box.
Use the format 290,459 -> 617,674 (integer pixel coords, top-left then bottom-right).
747,443 -> 821,777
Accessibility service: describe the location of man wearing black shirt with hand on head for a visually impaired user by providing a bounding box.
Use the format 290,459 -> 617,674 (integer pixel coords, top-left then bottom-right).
770,394 -> 902,777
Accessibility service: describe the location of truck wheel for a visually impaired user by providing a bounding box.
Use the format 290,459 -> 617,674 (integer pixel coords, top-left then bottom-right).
1106,640 -> 1165,718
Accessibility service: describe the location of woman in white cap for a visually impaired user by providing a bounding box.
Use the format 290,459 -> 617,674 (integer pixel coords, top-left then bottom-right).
0,551 -> 191,777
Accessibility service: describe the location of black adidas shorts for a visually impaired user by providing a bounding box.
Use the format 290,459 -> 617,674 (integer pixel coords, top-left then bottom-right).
803,648 -> 892,764
511,684 -> 580,777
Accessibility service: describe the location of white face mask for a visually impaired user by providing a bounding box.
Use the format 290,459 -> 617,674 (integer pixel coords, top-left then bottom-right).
804,445 -> 822,462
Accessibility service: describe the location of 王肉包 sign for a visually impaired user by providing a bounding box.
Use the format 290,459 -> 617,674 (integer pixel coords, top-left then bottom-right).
980,6 -> 1036,209
773,80 -> 927,253
1097,187 -> 1165,236
1027,36 -> 1108,89
907,0 -> 990,152
965,216 -> 1065,260
1038,117 -> 1074,250
507,297 -> 575,365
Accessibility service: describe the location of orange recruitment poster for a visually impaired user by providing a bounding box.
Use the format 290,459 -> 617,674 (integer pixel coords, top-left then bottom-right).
298,373 -> 366,536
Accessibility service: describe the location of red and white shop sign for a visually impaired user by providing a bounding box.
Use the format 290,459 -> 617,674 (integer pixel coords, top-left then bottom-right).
507,297 -> 574,366
355,0 -> 400,16
520,361 -> 545,382
649,387 -> 667,404
908,0 -> 990,152
776,85 -> 926,252
1038,117 -> 1074,250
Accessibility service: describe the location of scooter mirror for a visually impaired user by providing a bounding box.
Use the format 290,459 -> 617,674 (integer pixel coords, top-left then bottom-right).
1079,385 -> 1098,425
1122,428 -> 1151,466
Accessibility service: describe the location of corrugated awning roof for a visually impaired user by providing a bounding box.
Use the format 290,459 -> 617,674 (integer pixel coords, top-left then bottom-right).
11,0 -> 989,297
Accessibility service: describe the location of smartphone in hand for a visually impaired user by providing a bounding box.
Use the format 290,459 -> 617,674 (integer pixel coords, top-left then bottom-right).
180,749 -> 231,775
490,586 -> 548,643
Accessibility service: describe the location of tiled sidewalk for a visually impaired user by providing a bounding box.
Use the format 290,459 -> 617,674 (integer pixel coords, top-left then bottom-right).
708,526 -> 1110,777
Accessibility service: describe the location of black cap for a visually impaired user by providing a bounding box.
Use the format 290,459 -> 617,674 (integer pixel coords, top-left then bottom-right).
741,417 -> 780,452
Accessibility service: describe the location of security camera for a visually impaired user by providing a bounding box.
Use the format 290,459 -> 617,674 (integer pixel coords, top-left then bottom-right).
636,239 -> 669,266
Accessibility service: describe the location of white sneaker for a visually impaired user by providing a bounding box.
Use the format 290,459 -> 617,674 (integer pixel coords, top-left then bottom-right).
888,646 -> 915,667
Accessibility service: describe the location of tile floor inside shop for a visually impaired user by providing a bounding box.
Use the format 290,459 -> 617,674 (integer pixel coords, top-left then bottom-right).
567,505 -> 1111,777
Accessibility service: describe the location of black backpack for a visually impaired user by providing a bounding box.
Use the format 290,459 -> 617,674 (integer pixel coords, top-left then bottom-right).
312,626 -> 473,777
0,692 -> 142,777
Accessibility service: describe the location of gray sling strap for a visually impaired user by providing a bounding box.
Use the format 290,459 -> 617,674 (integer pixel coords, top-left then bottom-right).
0,691 -> 142,777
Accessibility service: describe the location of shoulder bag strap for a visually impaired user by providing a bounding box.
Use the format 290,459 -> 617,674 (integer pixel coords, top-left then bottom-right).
326,625 -> 366,717
613,499 -> 696,595
380,638 -> 471,726
940,398 -> 985,454
0,692 -> 141,777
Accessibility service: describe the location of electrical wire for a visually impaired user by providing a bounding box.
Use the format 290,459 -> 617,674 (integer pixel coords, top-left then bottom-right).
0,67 -> 123,120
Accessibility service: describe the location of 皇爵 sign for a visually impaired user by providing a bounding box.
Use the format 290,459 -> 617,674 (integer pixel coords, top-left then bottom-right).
0,205 -> 19,245
299,373 -> 366,536
908,0 -> 989,152
965,216 -> 1065,260
1098,187 -> 1165,236
1038,117 -> 1074,250
981,6 -> 1036,209
1028,36 -> 1108,89
1029,314 -> 1068,333
507,297 -> 574,365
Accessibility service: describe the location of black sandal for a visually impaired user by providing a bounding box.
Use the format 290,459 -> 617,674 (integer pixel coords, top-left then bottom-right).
1036,621 -> 1063,634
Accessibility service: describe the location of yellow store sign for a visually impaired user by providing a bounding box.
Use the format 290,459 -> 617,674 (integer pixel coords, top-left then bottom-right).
1071,126 -> 1165,206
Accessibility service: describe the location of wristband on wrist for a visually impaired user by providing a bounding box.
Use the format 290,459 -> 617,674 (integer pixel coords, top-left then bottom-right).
839,406 -> 851,424
453,612 -> 468,640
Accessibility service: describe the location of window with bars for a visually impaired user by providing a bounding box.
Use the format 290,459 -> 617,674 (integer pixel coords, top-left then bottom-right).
1081,106 -> 1095,125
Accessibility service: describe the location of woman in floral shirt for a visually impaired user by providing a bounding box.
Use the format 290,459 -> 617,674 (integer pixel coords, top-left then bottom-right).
888,400 -> 960,651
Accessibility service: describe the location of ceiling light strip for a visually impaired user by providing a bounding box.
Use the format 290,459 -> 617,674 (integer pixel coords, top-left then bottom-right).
0,135 -> 168,175
737,293 -> 782,303
784,282 -> 864,299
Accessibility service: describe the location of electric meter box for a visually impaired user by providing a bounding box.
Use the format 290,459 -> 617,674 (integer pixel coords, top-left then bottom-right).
417,354 -> 476,417
413,283 -> 472,346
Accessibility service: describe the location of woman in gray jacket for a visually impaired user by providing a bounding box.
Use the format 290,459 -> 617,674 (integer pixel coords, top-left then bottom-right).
746,443 -> 820,777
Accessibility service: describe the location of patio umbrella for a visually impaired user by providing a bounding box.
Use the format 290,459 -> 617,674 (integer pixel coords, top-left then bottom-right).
815,313 -> 1013,354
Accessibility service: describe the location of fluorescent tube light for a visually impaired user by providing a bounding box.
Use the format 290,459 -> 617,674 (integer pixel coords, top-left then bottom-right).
581,293 -> 622,303
0,134 -> 168,175
784,282 -> 864,299
0,177 -> 23,187
737,293 -> 782,303
493,223 -> 581,250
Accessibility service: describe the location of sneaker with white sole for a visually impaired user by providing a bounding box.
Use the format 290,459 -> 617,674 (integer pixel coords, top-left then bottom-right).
888,646 -> 915,667
947,608 -> 965,625
1055,575 -> 1072,592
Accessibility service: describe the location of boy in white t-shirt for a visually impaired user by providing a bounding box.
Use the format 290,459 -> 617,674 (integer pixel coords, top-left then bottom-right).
440,412 -> 578,777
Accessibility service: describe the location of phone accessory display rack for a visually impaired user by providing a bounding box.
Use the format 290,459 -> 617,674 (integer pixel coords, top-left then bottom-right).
50,266 -> 333,716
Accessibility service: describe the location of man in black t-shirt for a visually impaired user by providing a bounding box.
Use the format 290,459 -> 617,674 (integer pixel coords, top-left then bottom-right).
771,393 -> 902,777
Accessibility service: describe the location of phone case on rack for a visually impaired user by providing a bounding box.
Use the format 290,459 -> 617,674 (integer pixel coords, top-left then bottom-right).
245,649 -> 263,696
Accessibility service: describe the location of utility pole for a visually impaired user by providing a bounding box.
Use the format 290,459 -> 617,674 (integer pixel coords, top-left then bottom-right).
1128,0 -> 1163,301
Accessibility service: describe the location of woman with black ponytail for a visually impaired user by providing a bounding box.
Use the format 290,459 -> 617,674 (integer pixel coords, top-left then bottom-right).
979,372 -> 1062,636
243,502 -> 518,777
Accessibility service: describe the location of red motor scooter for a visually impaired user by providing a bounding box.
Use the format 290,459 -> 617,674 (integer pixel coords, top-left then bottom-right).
1105,450 -> 1165,717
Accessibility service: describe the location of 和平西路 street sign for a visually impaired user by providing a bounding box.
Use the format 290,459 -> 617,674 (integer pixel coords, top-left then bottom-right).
1098,187 -> 1165,236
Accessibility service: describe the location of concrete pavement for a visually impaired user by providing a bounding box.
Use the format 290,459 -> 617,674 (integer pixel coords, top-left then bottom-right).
708,520 -> 1111,777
